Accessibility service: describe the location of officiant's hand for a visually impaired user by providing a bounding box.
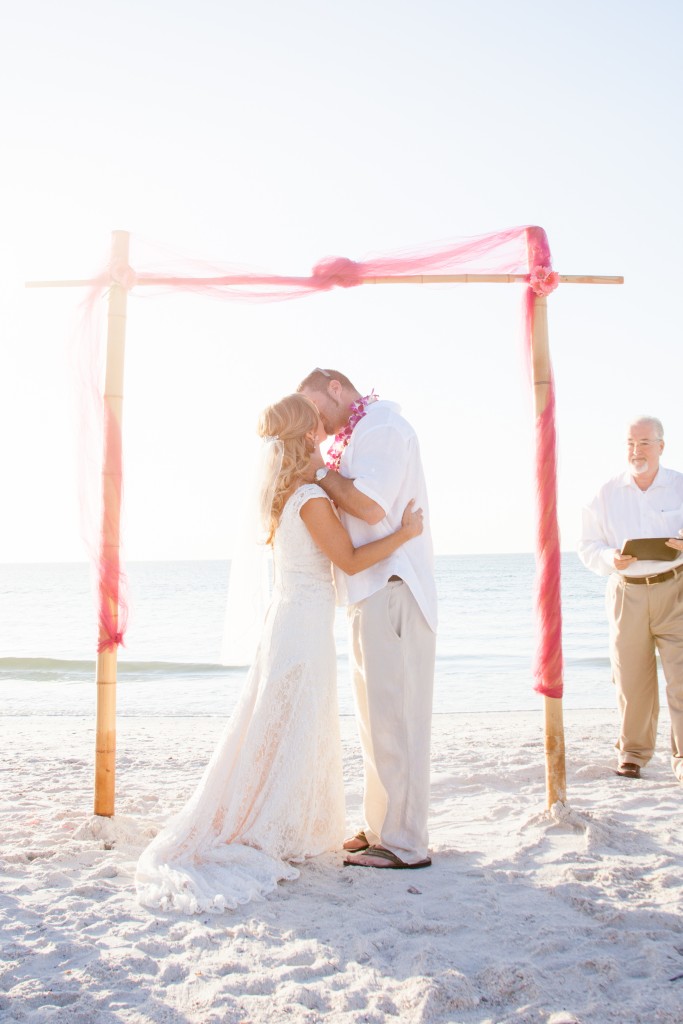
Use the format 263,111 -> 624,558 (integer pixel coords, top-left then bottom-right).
613,552 -> 637,570
665,530 -> 683,553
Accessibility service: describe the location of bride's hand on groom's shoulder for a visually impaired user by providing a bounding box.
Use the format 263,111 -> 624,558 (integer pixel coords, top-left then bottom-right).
401,499 -> 424,539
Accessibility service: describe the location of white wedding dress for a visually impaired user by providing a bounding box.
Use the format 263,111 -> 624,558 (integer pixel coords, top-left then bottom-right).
136,484 -> 345,913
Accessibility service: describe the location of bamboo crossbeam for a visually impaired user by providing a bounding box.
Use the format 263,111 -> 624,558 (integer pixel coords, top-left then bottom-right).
25,279 -> 103,288
25,272 -> 624,289
364,274 -> 623,286
557,274 -> 623,285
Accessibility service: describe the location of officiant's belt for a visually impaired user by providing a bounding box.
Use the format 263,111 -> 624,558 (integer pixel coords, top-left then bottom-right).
622,563 -> 683,586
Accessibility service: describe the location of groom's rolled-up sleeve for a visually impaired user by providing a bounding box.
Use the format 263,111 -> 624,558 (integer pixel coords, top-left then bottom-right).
351,425 -> 407,518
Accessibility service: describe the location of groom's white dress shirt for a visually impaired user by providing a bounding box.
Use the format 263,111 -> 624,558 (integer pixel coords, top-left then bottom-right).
333,400 -> 437,632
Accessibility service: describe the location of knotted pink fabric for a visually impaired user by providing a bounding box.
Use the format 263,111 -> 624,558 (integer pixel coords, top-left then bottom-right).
79,225 -> 563,698
109,259 -> 138,291
311,256 -> 362,290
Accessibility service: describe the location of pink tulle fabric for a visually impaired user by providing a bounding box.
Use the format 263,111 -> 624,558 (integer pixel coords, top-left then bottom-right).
531,389 -> 563,698
80,225 -> 562,696
74,280 -> 128,654
97,404 -> 126,654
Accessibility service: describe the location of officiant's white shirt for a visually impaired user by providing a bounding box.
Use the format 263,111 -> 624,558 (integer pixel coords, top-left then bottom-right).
578,467 -> 683,577
334,400 -> 437,632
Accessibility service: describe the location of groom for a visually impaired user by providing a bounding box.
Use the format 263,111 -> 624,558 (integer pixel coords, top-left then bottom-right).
298,368 -> 437,869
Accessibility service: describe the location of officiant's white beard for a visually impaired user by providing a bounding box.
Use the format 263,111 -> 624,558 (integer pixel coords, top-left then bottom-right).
628,459 -> 649,477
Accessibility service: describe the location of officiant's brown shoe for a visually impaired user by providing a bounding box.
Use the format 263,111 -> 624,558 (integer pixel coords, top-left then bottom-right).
615,762 -> 641,779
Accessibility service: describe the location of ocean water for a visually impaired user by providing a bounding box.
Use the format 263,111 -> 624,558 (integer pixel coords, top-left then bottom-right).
0,555 -> 613,717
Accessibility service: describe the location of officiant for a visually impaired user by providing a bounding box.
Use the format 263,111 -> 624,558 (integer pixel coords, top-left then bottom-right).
578,416 -> 683,783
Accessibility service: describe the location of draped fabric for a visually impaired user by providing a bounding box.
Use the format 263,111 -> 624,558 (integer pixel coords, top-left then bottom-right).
79,225 -> 562,697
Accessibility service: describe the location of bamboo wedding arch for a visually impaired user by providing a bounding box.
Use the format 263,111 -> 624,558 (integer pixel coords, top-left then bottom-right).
27,228 -> 623,817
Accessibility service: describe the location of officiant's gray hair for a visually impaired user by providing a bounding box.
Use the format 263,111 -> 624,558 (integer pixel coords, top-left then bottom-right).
629,416 -> 664,439
297,368 -> 356,394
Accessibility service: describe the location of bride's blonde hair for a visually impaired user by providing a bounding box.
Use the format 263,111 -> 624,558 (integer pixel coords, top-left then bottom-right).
257,393 -> 320,544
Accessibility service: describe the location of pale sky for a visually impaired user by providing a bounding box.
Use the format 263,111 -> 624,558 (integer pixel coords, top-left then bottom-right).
1,0 -> 682,561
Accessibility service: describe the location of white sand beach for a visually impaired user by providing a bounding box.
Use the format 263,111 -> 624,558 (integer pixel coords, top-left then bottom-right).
2,708 -> 682,1024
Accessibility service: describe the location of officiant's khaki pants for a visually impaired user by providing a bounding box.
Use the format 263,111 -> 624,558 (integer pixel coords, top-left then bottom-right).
349,579 -> 436,862
607,571 -> 683,778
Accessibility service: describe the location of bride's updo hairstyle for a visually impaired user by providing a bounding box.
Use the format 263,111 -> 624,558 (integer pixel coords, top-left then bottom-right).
257,393 -> 320,544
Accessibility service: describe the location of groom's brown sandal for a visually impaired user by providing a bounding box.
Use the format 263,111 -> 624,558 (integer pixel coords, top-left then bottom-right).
342,830 -> 370,852
344,845 -> 432,869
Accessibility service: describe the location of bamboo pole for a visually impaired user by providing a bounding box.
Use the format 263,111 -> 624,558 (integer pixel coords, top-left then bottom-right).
530,293 -> 567,808
93,230 -> 129,817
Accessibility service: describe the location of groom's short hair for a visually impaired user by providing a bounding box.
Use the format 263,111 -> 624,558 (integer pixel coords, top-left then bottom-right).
297,368 -> 356,393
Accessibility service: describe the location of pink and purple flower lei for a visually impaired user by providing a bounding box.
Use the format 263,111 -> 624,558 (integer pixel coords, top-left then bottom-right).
326,390 -> 379,471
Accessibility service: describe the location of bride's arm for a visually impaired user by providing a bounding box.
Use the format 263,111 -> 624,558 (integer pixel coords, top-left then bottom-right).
304,446 -> 385,524
300,497 -> 423,575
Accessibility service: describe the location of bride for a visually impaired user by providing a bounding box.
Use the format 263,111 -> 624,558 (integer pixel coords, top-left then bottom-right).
136,393 -> 423,913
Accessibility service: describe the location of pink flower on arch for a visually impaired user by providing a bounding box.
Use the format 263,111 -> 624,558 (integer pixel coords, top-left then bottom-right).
109,259 -> 138,291
529,266 -> 559,296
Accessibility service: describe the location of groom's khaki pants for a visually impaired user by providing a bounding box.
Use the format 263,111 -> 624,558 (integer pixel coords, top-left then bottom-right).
349,579 -> 436,862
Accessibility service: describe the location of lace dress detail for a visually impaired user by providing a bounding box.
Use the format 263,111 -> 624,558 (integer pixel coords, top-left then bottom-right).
136,484 -> 344,913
